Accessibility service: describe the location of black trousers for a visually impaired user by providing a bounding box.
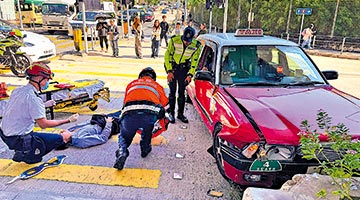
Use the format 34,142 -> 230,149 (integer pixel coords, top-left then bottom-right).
0,128 -> 64,164
99,36 -> 108,49
160,33 -> 168,47
168,65 -> 189,116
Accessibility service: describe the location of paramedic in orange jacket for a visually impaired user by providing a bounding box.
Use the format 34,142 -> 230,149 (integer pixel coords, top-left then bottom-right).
114,67 -> 168,170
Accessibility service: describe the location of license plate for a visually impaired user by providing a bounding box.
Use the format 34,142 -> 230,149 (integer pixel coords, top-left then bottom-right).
249,160 -> 282,172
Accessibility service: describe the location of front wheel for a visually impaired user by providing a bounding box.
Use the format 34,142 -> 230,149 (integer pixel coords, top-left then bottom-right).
10,54 -> 30,77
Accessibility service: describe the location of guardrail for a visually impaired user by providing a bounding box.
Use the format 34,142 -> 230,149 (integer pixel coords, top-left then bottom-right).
278,33 -> 360,53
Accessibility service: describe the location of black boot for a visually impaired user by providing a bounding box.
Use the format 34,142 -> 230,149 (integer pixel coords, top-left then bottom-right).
168,96 -> 176,124
141,147 -> 152,158
113,148 -> 128,170
177,114 -> 189,123
177,97 -> 188,123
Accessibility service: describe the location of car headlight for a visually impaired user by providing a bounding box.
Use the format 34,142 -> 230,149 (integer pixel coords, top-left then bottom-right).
241,143 -> 296,161
24,42 -> 35,47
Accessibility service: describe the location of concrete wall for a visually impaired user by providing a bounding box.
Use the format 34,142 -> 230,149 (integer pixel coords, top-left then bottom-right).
0,0 -> 16,20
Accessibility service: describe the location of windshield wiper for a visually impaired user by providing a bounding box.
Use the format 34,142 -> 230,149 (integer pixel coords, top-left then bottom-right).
230,82 -> 281,87
284,81 -> 325,87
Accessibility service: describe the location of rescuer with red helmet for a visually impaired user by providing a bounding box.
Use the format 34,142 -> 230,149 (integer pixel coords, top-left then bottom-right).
0,62 -> 79,164
114,67 -> 168,170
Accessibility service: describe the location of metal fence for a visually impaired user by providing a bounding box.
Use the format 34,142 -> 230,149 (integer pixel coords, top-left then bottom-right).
278,33 -> 360,53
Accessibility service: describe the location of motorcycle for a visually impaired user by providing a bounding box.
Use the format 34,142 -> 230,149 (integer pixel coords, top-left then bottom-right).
0,30 -> 31,77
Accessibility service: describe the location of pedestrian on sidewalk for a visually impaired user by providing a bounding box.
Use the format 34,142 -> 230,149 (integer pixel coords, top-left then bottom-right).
0,62 -> 78,164
108,19 -> 120,57
196,23 -> 207,37
164,26 -> 201,124
96,17 -> 109,52
171,21 -> 183,36
132,16 -> 143,59
113,67 -> 168,170
160,15 -> 169,47
151,19 -> 161,58
301,24 -> 316,49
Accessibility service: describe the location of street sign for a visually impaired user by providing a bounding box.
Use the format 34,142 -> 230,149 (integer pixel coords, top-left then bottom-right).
296,8 -> 312,15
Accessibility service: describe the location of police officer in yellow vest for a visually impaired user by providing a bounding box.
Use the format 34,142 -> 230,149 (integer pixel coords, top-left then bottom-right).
164,26 -> 201,123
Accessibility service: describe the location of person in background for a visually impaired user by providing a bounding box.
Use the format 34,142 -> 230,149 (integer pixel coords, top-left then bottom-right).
132,16 -> 143,59
172,21 -> 183,36
196,23 -> 207,37
164,27 -> 201,124
113,67 -> 168,170
301,24 -> 316,49
0,62 -> 78,164
108,19 -> 120,57
151,19 -> 161,58
159,15 -> 169,47
96,17 -> 109,53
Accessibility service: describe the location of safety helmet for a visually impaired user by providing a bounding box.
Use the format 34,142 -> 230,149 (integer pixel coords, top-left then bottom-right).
25,62 -> 54,79
139,67 -> 156,81
182,26 -> 195,42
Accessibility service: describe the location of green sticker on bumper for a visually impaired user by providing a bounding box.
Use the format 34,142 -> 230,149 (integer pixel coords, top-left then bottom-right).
249,160 -> 282,172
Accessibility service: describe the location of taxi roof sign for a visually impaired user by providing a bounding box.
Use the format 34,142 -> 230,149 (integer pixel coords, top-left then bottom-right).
235,29 -> 263,37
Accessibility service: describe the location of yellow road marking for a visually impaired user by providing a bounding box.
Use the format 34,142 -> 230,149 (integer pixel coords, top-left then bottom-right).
0,159 -> 161,188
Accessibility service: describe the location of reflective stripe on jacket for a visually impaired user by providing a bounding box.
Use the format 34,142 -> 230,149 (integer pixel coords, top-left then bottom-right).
164,35 -> 201,76
123,77 -> 168,108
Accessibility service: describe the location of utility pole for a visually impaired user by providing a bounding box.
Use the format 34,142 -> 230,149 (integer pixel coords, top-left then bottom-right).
17,0 -> 23,30
209,4 -> 213,33
286,0 -> 293,40
248,0 -> 253,28
330,0 -> 340,37
223,0 -> 228,33
176,0 -> 180,21
184,0 -> 188,22
237,0 -> 241,28
81,2 -> 88,53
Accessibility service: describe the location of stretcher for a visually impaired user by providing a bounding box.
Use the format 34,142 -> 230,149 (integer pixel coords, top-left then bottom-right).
0,79 -> 110,119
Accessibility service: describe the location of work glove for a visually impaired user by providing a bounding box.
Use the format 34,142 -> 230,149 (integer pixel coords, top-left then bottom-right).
68,113 -> 79,123
167,72 -> 174,82
44,100 -> 56,108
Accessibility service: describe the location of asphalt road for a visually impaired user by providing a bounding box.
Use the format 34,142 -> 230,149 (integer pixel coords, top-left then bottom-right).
1,8 -> 360,200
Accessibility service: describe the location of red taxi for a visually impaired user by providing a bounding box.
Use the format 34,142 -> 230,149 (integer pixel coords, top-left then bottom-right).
186,29 -> 360,188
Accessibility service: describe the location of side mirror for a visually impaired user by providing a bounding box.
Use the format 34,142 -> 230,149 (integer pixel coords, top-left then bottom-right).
322,70 -> 338,80
194,70 -> 213,82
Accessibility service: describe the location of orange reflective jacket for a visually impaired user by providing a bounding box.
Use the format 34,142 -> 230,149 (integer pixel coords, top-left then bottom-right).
124,77 -> 168,107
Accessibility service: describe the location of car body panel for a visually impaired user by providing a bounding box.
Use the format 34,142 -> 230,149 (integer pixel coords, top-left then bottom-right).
186,30 -> 360,187
0,19 -> 56,62
21,31 -> 56,62
68,10 -> 117,37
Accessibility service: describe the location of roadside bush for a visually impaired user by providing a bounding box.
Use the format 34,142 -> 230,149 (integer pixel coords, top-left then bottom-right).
299,110 -> 360,199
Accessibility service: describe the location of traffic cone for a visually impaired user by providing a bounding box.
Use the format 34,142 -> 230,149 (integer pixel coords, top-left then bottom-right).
0,82 -> 9,98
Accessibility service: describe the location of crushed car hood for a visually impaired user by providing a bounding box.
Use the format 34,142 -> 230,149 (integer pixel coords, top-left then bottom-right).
225,86 -> 360,145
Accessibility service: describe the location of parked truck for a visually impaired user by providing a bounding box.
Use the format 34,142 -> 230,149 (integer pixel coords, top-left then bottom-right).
41,0 -> 76,34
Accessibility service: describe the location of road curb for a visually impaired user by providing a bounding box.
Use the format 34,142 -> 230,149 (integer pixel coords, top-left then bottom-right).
306,50 -> 360,60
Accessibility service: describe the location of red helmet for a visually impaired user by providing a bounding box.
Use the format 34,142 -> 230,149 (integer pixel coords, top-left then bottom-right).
25,62 -> 54,79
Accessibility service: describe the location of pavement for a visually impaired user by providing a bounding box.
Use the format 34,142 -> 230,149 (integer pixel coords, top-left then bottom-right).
305,49 -> 359,60
0,28 -> 359,199
0,36 -> 245,200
